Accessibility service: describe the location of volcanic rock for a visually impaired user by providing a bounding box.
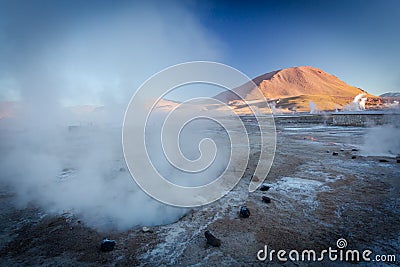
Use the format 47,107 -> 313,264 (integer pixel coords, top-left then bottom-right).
262,196 -> 271,203
204,230 -> 221,247
142,227 -> 153,233
101,238 -> 116,252
259,185 -> 270,191
239,206 -> 250,218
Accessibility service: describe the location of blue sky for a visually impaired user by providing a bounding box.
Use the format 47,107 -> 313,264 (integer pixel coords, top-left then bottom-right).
195,0 -> 400,94
0,0 -> 399,105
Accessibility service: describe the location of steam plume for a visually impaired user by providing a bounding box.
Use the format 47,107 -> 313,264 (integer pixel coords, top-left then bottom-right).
0,1 -> 223,230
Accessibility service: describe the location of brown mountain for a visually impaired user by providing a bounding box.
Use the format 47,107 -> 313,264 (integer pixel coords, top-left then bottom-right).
216,66 -> 377,112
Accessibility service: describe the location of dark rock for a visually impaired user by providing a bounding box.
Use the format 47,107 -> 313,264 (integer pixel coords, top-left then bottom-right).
340,149 -> 345,152
239,206 -> 250,218
101,238 -> 116,252
397,159 -> 400,163
142,227 -> 153,233
204,230 -> 221,247
326,150 -> 330,153
379,159 -> 389,163
119,167 -> 126,172
262,196 -> 271,203
259,185 -> 270,191
351,156 -> 357,159
351,148 -> 359,151
332,152 -> 339,156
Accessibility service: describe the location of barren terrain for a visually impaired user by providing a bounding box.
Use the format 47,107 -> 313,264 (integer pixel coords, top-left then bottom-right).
0,118 -> 399,266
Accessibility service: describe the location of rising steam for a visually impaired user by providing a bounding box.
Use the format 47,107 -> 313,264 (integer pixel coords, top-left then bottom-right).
360,125 -> 400,157
122,62 -> 275,207
0,2 -> 224,230
345,93 -> 368,111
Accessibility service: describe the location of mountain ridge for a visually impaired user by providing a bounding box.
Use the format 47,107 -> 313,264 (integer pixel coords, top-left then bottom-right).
380,92 -> 400,98
215,66 -> 377,112
216,66 -> 373,100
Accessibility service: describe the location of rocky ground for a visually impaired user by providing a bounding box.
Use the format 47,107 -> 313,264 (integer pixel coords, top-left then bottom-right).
0,119 -> 399,266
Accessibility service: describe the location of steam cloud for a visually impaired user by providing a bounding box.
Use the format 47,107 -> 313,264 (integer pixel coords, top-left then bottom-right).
360,125 -> 400,157
345,93 -> 367,111
309,101 -> 318,114
0,2 -> 224,230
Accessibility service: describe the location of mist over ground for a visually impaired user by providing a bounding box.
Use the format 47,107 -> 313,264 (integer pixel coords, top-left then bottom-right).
360,125 -> 400,157
0,1 -> 225,230
1,0 -> 399,232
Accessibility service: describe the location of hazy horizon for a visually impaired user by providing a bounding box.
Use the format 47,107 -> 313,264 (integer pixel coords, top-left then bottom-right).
0,0 -> 399,106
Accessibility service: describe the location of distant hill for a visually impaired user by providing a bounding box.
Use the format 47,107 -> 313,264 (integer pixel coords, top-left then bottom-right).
0,67 -> 384,118
380,92 -> 400,98
215,66 -> 377,112
153,98 -> 180,112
